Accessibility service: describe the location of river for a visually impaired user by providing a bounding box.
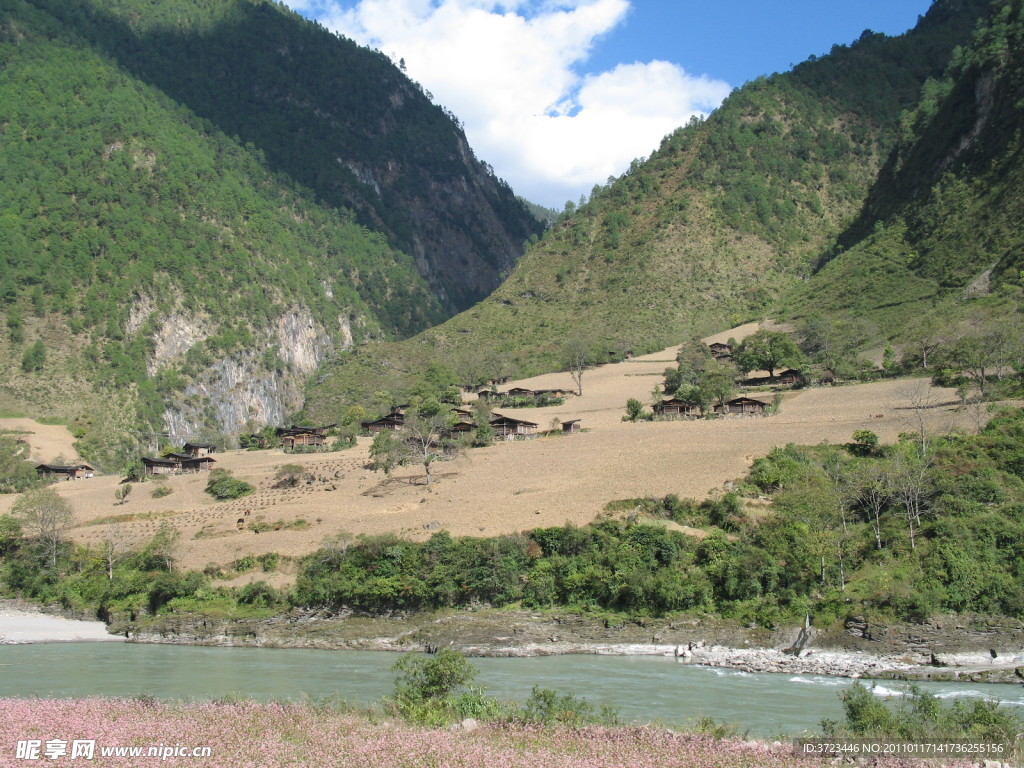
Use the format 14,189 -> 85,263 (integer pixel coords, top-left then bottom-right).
2,644 -> 1022,737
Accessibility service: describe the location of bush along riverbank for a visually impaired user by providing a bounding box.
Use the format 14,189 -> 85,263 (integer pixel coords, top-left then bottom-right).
3,410 -> 1024,680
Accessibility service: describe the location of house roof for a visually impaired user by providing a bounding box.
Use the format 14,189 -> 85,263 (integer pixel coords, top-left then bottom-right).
183,442 -> 216,449
279,424 -> 337,435
361,414 -> 405,428
490,414 -> 538,427
35,463 -> 93,472
723,397 -> 768,407
142,457 -> 179,466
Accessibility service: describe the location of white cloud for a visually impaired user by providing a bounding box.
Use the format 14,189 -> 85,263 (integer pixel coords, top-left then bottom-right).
290,0 -> 731,208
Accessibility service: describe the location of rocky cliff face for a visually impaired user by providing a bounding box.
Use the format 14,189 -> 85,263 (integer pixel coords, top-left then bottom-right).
141,304 -> 350,441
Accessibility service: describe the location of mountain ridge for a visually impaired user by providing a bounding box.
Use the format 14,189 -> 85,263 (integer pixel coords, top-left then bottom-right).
304,0 -> 995,421
0,0 -> 542,463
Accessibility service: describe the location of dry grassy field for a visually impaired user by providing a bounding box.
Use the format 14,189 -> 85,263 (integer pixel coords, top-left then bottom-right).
0,326 -> 979,580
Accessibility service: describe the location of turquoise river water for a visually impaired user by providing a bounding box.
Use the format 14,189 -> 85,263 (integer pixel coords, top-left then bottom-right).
1,644 -> 1022,737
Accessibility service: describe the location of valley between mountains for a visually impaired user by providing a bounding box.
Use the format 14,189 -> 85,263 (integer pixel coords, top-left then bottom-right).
1,325 -> 977,581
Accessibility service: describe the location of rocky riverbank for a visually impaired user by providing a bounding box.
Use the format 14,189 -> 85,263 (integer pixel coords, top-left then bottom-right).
118,608 -> 1024,684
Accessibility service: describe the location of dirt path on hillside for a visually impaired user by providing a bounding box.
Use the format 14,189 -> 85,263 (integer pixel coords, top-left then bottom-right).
0,418 -> 80,464
0,331 -> 978,575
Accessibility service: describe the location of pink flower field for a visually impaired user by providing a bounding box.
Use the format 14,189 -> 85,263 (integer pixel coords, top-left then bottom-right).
0,699 -> 980,768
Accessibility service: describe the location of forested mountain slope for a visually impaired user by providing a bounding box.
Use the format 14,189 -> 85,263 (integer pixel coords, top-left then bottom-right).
305,0 -> 991,419
26,0 -> 542,313
0,0 -> 540,463
782,0 -> 1024,328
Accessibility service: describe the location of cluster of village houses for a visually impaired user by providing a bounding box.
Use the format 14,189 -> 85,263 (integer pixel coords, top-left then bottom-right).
33,342 -> 800,483
360,403 -> 580,440
655,341 -> 800,418
137,425 -> 342,476
140,442 -> 218,475
34,443 -> 221,481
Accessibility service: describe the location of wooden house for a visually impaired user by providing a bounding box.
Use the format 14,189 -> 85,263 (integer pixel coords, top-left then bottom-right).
446,421 -> 475,437
360,414 -> 405,434
180,456 -> 216,473
776,369 -> 803,385
561,419 -> 581,434
279,431 -> 327,448
281,423 -> 337,435
505,387 -> 535,398
142,456 -> 181,475
708,342 -> 733,360
450,407 -> 474,423
35,463 -> 95,481
164,452 -> 216,472
535,388 -> 569,399
276,424 -> 336,447
813,368 -> 837,386
490,414 -> 538,439
183,442 -> 215,457
713,397 -> 768,416
654,398 -> 702,417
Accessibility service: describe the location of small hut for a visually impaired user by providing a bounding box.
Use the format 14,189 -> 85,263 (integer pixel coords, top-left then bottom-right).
713,397 -> 768,416
183,442 -> 216,457
654,398 -> 702,418
180,456 -> 217,473
450,407 -> 474,423
561,419 -> 581,434
165,452 -> 216,472
276,424 -> 336,447
505,387 -> 535,398
142,457 -> 181,475
535,388 -> 569,399
35,463 -> 95,481
360,414 -> 405,434
447,421 -> 475,437
490,414 -> 538,439
776,369 -> 803,385
708,342 -> 733,360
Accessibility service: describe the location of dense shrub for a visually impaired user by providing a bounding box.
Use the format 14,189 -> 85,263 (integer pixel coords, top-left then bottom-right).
204,469 -> 254,500
821,681 -> 1022,745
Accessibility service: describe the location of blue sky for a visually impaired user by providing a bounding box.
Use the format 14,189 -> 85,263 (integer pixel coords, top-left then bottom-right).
587,2 -> 933,88
285,0 -> 934,208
